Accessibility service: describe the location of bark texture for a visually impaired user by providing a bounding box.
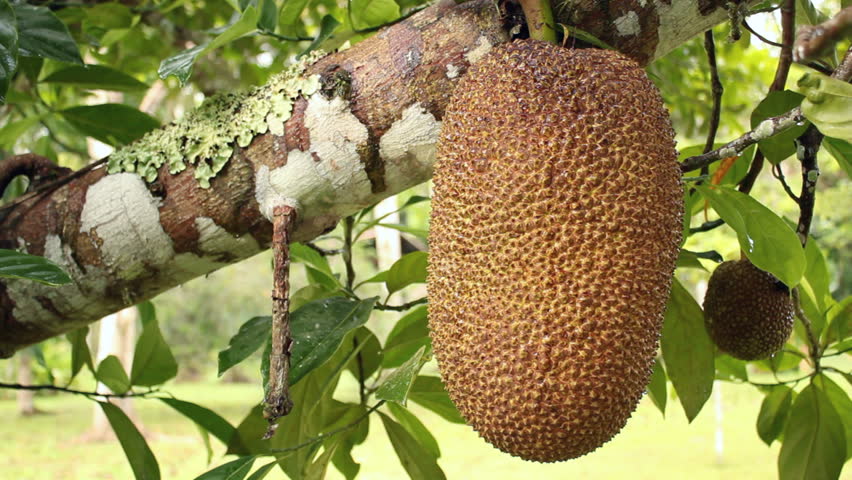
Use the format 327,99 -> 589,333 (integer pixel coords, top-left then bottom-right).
1,0 -> 736,356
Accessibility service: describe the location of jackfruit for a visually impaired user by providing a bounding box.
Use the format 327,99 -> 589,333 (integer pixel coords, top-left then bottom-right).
703,258 -> 794,361
427,40 -> 683,462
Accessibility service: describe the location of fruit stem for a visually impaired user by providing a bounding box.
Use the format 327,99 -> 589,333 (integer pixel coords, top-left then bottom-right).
518,0 -> 557,43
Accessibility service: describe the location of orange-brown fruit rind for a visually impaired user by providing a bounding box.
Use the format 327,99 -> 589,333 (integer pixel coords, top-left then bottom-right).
703,259 -> 795,361
427,39 -> 683,462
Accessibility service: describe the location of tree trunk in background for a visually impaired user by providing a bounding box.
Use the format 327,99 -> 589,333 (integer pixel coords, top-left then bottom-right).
85,307 -> 141,441
16,349 -> 37,416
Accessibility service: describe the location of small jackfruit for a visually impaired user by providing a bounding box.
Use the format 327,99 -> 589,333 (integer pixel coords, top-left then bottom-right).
703,259 -> 795,361
427,40 -> 682,462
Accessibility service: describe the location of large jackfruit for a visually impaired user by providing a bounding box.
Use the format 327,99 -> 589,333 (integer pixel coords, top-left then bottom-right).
427,40 -> 683,462
703,258 -> 795,361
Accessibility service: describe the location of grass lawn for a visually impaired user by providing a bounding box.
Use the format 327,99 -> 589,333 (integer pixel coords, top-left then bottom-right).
3,377 -> 837,480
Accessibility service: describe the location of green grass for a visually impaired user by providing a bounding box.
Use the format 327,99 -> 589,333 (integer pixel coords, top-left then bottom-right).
3,378 -> 839,480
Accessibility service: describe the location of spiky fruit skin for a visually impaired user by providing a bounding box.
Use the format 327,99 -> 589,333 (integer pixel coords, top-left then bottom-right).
703,259 -> 795,361
427,40 -> 682,462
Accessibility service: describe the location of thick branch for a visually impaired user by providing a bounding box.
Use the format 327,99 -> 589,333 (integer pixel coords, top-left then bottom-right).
0,0 -> 748,356
794,6 -> 852,62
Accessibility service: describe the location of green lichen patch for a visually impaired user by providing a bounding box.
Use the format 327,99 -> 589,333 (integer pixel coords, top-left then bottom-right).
108,52 -> 325,188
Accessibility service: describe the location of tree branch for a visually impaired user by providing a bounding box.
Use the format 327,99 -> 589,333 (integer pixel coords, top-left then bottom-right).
680,108 -> 805,172
794,6 -> 852,62
374,297 -> 427,311
0,382 -> 159,399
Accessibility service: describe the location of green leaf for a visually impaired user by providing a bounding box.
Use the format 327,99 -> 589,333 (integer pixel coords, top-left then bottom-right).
795,0 -> 828,26
288,296 -> 377,385
42,65 -> 149,91
290,284 -> 341,312
279,0 -> 309,26
300,15 -> 339,57
226,404 -> 270,456
0,115 -> 42,150
100,402 -> 160,480
695,185 -> 805,287
376,346 -> 429,404
647,359 -> 667,416
408,376 -> 465,424
823,137 -> 852,179
715,354 -> 749,381
386,251 -> 428,297
95,355 -> 131,394
814,374 -> 852,459
387,402 -> 441,458
824,297 -> 851,347
218,316 -> 272,377
158,6 -> 259,85
13,4 -> 82,64
350,0 -> 400,30
60,104 -> 159,146
750,90 -> 808,163
383,305 -> 430,368
795,71 -> 852,139
330,405 -> 369,480
0,0 -> 17,104
757,386 -> 793,446
194,456 -> 255,480
346,326 -> 382,379
303,437 -> 341,480
291,243 -> 334,276
245,462 -> 277,480
778,382 -> 846,480
801,237 -> 831,317
379,412 -> 446,480
130,319 -> 178,386
661,279 -> 714,422
137,301 -> 156,326
257,0 -> 277,32
67,326 -> 93,380
0,249 -> 71,285
159,398 -> 237,446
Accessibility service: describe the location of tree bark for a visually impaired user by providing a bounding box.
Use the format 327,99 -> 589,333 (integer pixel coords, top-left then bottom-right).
0,0 -> 737,356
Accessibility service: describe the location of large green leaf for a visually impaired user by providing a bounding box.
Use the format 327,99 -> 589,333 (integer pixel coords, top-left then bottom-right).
303,436 -> 341,480
386,251 -> 428,297
130,319 -> 178,386
195,456 -> 255,480
408,376 -> 465,424
814,374 -> 852,459
349,0 -> 400,30
60,104 -> 159,146
95,355 -> 131,394
0,115 -> 42,150
13,4 -> 82,64
158,6 -> 259,85
0,249 -> 71,285
661,280 -> 714,422
382,305 -> 430,368
795,71 -> 852,139
647,359 -> 667,416
695,185 -> 805,287
42,65 -> 149,91
67,326 -> 93,381
778,381 -> 846,480
823,137 -> 852,179
750,90 -> 807,163
379,412 -> 446,480
159,398 -> 237,446
300,15 -> 339,57
387,402 -> 441,459
0,0 -> 17,104
376,345 -> 429,404
288,297 -> 377,385
99,401 -> 161,480
218,316 -> 272,377
757,386 -> 793,446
